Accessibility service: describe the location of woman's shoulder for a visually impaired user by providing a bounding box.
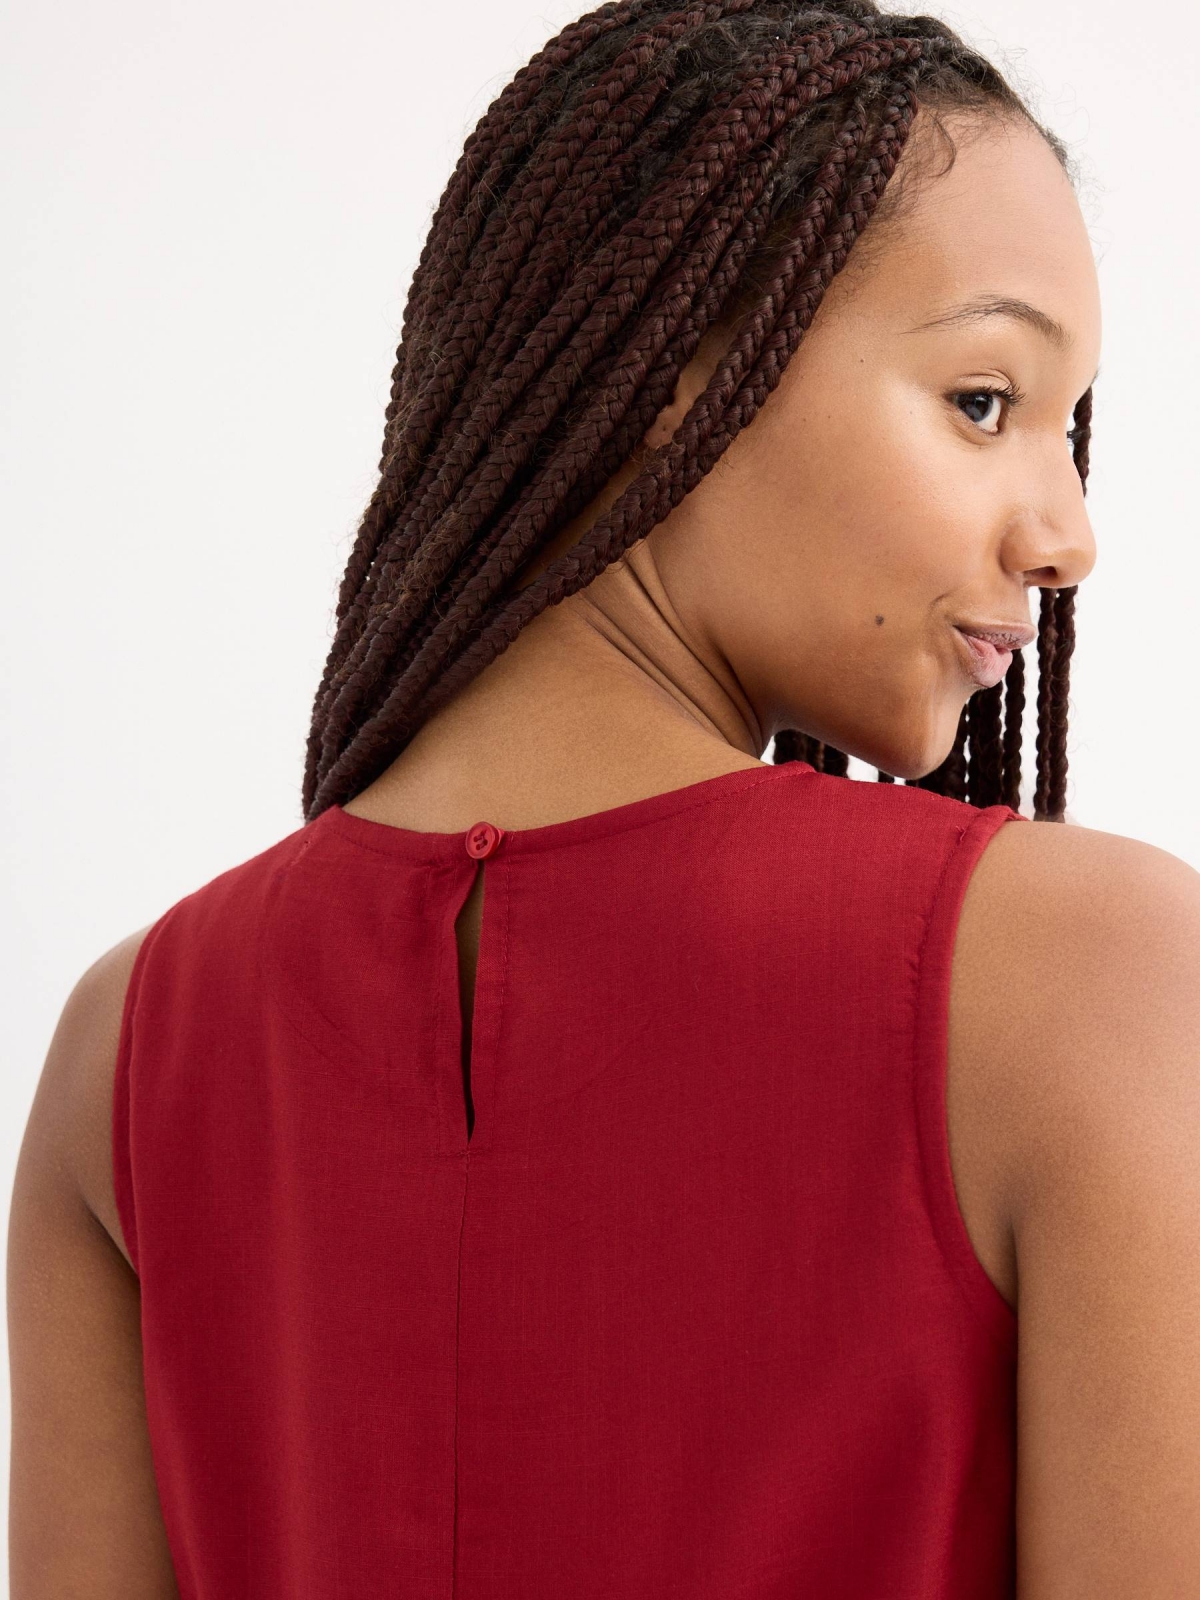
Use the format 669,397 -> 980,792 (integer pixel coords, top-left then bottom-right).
948,814 -> 1200,1568
19,925 -> 154,1275
955,814 -> 1200,1062
25,816 -> 317,1271
951,814 -> 1200,1214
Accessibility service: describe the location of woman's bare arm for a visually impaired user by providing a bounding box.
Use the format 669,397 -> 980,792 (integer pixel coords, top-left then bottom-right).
8,928 -> 178,1597
954,820 -> 1200,1596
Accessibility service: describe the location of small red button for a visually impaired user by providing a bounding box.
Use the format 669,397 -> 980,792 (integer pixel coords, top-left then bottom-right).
465,820 -> 504,859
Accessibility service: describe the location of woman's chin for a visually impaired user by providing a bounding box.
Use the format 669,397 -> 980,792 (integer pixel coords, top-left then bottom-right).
798,709 -> 960,783
854,735 -> 957,784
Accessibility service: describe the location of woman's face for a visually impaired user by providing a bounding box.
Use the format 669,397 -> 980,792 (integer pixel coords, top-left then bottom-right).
640,107 -> 1102,779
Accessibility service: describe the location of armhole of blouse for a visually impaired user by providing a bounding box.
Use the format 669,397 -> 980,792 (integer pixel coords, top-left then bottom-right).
911,802 -> 1026,1349
111,915 -> 169,1280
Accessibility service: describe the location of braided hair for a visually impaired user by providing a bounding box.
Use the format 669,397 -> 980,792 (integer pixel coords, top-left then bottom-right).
302,0 -> 1093,825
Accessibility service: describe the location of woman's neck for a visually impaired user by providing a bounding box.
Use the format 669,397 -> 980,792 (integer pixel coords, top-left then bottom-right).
341,543 -> 767,835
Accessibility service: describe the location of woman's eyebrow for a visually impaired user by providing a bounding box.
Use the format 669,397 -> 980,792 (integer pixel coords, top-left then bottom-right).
908,294 -> 1070,350
905,294 -> 1100,387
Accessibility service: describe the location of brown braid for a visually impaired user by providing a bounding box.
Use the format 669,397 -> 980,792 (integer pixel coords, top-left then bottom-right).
775,730 -> 824,771
965,683 -> 1004,808
999,646 -> 1025,812
303,0 -> 1093,823
1027,383 -> 1091,820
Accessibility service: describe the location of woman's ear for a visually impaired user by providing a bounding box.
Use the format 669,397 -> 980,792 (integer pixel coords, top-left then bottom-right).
640,319 -> 738,450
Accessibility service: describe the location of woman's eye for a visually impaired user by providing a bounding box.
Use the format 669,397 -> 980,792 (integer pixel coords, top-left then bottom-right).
953,388 -> 1007,433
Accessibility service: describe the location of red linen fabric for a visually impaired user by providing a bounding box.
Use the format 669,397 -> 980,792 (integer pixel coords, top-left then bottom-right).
112,760 -> 1023,1597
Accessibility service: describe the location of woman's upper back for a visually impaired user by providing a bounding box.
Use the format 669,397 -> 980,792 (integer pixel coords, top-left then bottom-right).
105,760 -> 1020,1595
16,761 -> 1200,1597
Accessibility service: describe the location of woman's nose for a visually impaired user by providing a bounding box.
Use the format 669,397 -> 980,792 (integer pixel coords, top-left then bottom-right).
1002,455 -> 1097,590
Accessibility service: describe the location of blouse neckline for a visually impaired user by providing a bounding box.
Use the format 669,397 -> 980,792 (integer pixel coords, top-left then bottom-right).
315,759 -> 815,861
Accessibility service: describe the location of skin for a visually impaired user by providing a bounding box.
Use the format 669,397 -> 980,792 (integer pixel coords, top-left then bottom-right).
10,106 -> 1200,1595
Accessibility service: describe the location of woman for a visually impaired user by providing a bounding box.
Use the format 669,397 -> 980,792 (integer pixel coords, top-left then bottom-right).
10,1 -> 1200,1595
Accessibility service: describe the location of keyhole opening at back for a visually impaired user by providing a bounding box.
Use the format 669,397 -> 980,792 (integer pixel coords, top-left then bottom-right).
454,860 -> 487,1144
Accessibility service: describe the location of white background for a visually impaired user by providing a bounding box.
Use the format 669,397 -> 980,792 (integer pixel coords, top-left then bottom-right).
3,0 -> 1196,1572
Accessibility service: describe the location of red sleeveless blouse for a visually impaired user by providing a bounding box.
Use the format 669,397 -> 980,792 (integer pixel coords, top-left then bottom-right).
113,760 -> 1023,1596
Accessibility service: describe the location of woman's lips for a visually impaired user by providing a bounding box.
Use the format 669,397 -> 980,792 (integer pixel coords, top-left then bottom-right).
953,626 -> 1013,690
